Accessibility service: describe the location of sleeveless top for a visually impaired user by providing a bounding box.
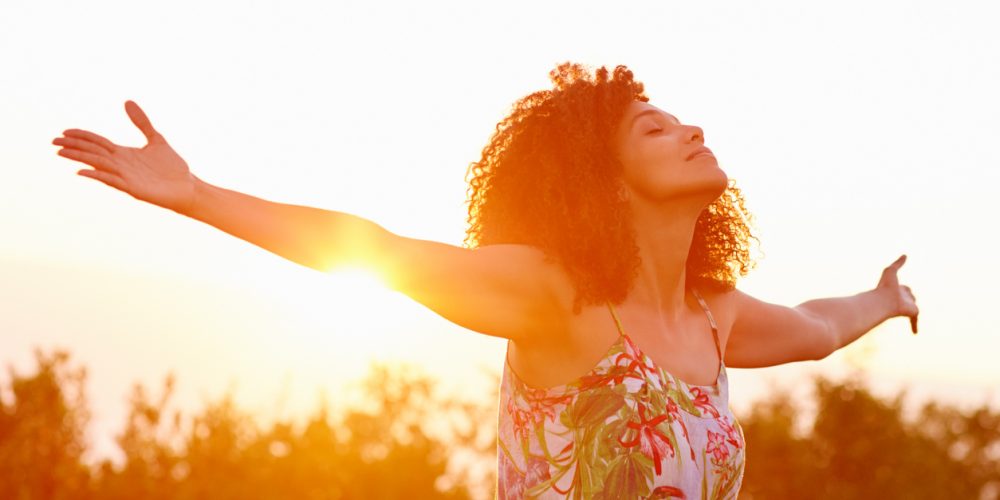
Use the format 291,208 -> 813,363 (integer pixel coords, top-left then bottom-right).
496,288 -> 745,499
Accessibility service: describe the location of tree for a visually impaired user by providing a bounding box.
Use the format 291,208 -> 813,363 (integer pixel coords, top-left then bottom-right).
90,360 -> 488,499
738,371 -> 1000,499
3,348 -> 998,499
0,349 -> 92,499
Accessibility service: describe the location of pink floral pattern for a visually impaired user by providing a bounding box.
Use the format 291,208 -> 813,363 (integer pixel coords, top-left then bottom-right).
497,298 -> 745,499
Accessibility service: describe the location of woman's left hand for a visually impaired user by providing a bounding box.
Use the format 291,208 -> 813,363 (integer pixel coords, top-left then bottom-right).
876,254 -> 920,334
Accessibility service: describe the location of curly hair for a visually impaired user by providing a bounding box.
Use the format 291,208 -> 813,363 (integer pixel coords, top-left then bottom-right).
463,62 -> 759,314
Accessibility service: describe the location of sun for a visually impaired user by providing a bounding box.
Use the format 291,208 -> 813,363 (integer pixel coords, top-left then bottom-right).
274,262 -> 406,353
327,265 -> 391,296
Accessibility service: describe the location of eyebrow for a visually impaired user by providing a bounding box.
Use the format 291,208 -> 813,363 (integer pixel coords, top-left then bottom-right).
630,109 -> 680,129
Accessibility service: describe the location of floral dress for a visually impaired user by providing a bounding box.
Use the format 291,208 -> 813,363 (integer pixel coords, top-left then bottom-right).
496,288 -> 745,499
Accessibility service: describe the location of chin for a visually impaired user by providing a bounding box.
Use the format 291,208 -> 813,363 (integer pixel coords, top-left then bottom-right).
701,165 -> 729,197
638,167 -> 730,204
714,166 -> 729,191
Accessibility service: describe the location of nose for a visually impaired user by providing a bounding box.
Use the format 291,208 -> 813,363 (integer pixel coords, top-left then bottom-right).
687,125 -> 704,144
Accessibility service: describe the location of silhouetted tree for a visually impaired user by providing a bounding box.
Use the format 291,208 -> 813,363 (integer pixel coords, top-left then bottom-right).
738,371 -> 1000,499
91,360 -> 487,499
3,348 -> 998,499
0,349 -> 92,499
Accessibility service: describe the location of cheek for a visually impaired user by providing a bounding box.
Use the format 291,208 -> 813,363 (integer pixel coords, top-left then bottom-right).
633,147 -> 685,179
620,156 -> 661,188
623,152 -> 726,199
621,160 -> 684,198
638,139 -> 684,166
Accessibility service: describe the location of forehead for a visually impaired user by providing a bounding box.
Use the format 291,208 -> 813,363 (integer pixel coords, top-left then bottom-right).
623,101 -> 679,124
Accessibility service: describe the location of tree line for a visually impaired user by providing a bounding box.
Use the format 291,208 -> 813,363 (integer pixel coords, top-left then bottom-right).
1,348 -> 997,499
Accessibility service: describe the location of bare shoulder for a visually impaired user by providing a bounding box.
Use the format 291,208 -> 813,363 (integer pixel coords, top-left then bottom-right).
509,244 -> 579,340
479,243 -> 576,295
695,285 -> 740,313
693,286 -> 742,344
376,234 -> 578,342
476,243 -> 582,346
706,286 -> 777,320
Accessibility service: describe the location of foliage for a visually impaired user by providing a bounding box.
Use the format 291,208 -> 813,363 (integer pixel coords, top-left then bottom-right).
1,349 -> 998,499
738,372 -> 1000,499
0,349 -> 91,500
0,350 -> 494,500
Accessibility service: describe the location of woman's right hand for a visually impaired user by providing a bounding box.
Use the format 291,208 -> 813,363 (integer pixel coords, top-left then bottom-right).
53,100 -> 199,214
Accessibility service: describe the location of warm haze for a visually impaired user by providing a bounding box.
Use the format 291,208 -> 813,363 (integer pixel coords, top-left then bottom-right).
2,0 -> 997,465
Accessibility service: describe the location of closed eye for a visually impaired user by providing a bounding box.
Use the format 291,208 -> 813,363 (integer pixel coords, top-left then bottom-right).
645,128 -> 663,135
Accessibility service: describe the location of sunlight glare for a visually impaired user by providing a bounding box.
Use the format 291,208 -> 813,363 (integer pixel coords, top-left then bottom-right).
328,265 -> 391,296
277,263 -> 405,359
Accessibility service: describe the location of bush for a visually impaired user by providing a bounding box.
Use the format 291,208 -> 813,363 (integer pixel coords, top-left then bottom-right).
1,349 -> 997,499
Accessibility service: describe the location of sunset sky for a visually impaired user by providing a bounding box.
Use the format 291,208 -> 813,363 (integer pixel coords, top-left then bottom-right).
2,0 -> 998,465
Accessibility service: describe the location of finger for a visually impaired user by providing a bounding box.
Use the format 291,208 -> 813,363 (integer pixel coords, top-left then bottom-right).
888,254 -> 906,271
124,100 -> 161,143
77,168 -> 127,192
62,129 -> 118,154
53,136 -> 113,157
910,315 -> 918,335
57,148 -> 119,173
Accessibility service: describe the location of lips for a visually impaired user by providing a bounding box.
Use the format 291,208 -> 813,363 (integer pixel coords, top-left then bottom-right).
686,146 -> 714,161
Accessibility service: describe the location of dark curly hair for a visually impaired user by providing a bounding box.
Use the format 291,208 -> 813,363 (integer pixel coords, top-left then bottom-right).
463,62 -> 759,314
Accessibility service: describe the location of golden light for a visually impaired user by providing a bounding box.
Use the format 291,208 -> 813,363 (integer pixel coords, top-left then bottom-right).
327,265 -> 391,295
270,261 -> 411,361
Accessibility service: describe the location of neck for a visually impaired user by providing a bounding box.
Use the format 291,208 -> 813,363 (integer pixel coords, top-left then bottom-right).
626,195 -> 703,322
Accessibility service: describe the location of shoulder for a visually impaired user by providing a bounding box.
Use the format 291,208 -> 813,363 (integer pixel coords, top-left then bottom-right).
692,285 -> 742,342
694,285 -> 740,314
482,244 -> 579,338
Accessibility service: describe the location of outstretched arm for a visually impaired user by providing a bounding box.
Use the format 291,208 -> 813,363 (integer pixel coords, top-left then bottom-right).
53,101 -> 573,342
799,254 -> 919,350
724,255 -> 920,368
52,100 -> 381,272
184,180 -> 387,273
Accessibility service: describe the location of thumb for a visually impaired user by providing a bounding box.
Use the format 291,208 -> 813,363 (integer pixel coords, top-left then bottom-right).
124,100 -> 161,143
887,254 -> 906,272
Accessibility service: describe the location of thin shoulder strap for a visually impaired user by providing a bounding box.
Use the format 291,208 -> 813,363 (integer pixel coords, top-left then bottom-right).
605,301 -> 627,338
691,287 -> 723,364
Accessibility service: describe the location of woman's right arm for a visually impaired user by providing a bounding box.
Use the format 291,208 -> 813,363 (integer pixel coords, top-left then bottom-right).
54,101 -> 573,343
186,181 -> 572,342
184,178 -> 386,274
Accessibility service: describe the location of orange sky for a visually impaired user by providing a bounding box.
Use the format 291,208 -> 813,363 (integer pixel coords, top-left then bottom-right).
2,0 -> 998,465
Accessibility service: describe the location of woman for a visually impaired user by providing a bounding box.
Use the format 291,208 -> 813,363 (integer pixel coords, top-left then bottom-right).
53,62 -> 919,499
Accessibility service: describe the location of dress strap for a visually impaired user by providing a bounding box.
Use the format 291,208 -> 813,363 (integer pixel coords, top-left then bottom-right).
605,301 -> 627,338
691,287 -> 724,365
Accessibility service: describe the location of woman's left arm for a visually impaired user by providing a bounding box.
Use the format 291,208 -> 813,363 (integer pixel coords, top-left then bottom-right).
724,255 -> 919,368
799,254 -> 919,353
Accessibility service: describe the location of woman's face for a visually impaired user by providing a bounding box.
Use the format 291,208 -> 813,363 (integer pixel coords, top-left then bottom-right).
613,100 -> 728,206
